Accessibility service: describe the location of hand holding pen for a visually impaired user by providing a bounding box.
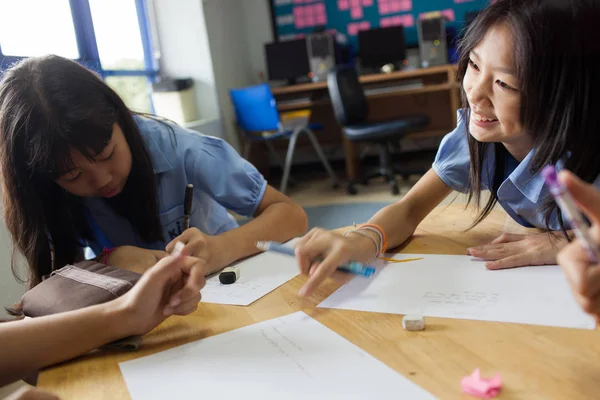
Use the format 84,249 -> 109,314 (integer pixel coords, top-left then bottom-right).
166,183 -> 228,275
548,169 -> 600,320
257,241 -> 375,277
264,228 -> 381,297
543,166 -> 600,262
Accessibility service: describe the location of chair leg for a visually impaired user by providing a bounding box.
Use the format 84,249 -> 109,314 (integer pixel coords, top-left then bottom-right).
378,143 -> 393,176
281,129 -> 301,194
265,140 -> 296,187
243,141 -> 252,160
378,143 -> 400,195
304,128 -> 340,188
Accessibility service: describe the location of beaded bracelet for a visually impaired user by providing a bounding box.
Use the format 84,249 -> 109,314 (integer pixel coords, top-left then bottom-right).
344,229 -> 380,259
357,224 -> 388,255
344,223 -> 388,257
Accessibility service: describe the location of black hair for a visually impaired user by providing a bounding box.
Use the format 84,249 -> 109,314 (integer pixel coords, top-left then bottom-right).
457,0 -> 600,231
0,55 -> 164,287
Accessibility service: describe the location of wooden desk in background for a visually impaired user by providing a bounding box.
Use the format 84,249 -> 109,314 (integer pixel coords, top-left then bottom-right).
38,204 -> 600,399
264,64 -> 460,180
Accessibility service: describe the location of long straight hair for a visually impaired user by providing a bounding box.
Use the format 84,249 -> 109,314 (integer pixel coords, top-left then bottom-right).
457,0 -> 600,231
0,55 -> 164,288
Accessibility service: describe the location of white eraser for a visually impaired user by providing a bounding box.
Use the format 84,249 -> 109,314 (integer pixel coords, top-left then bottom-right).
402,315 -> 425,331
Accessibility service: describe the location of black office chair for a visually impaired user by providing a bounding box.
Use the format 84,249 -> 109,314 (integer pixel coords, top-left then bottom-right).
327,66 -> 430,195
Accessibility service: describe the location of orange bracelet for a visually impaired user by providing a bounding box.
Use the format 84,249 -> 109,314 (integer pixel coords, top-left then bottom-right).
358,223 -> 388,254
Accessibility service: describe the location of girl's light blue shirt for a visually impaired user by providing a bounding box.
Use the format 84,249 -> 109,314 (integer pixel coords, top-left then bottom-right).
83,116 -> 267,255
432,109 -> 600,231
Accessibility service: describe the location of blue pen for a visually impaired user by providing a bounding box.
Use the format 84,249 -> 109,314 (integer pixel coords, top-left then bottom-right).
542,165 -> 600,263
256,241 -> 376,277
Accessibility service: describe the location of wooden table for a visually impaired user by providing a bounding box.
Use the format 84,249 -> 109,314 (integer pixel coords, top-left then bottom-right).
254,64 -> 460,181
38,205 -> 600,399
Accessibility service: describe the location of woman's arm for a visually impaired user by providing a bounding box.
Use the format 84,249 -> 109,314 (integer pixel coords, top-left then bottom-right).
210,185 -> 308,267
368,168 -> 453,249
103,246 -> 168,274
557,171 -> 600,320
167,185 -> 307,274
0,252 -> 206,386
0,300 -> 130,386
295,169 -> 452,296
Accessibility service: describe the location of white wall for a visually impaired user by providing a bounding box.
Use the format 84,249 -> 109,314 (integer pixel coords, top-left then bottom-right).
151,0 -> 221,124
151,0 -> 276,149
202,0 -> 258,150
240,0 -> 274,84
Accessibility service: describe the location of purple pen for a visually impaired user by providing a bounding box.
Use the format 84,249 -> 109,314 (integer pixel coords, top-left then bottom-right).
542,165 -> 600,263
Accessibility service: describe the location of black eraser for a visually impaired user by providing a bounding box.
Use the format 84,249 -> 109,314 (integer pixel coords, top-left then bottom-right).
219,267 -> 239,284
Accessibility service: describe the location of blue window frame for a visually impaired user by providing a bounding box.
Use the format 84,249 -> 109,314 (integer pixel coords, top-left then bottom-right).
0,0 -> 159,112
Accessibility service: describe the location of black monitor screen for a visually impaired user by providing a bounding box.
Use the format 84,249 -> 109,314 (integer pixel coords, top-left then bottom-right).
265,38 -> 310,81
358,26 -> 406,68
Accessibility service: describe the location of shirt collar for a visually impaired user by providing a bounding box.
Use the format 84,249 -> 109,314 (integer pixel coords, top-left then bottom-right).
507,148 -> 545,203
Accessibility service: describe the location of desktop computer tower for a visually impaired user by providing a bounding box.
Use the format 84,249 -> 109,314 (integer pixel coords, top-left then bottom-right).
306,33 -> 336,82
417,16 -> 448,68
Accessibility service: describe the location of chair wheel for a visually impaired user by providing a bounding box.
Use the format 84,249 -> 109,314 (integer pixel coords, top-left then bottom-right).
347,185 -> 358,195
402,174 -> 410,181
332,182 -> 341,189
391,185 -> 400,195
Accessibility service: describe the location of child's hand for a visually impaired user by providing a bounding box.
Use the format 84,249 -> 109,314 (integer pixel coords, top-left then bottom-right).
467,232 -> 569,269
556,171 -> 600,320
105,245 -> 168,274
165,228 -> 227,275
295,228 -> 377,297
115,252 -> 207,337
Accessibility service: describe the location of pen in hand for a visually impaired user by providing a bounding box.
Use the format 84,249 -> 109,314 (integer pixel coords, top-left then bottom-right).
542,166 -> 600,263
256,241 -> 376,277
183,184 -> 194,230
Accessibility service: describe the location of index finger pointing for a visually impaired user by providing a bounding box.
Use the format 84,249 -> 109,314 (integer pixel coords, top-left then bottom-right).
298,250 -> 350,297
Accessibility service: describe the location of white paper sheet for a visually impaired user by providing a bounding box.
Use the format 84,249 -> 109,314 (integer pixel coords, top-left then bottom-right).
319,254 -> 596,329
119,311 -> 435,400
200,239 -> 299,306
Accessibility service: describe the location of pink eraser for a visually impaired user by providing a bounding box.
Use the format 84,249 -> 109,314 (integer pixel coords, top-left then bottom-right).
461,368 -> 502,398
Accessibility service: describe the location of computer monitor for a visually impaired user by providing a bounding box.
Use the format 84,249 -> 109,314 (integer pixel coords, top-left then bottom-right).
265,38 -> 311,84
358,26 -> 406,69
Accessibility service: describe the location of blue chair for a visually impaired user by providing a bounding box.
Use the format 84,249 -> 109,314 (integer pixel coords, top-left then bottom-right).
229,83 -> 339,194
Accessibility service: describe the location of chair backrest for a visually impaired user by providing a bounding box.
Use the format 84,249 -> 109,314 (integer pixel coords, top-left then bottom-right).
326,66 -> 368,126
229,84 -> 281,133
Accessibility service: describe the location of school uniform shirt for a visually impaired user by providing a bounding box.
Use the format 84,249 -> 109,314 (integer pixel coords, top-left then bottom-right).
83,116 -> 267,256
432,109 -> 600,231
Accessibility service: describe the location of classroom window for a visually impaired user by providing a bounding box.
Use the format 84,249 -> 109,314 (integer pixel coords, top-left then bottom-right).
0,0 -> 158,113
89,0 -> 146,70
0,0 -> 79,58
105,76 -> 152,113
